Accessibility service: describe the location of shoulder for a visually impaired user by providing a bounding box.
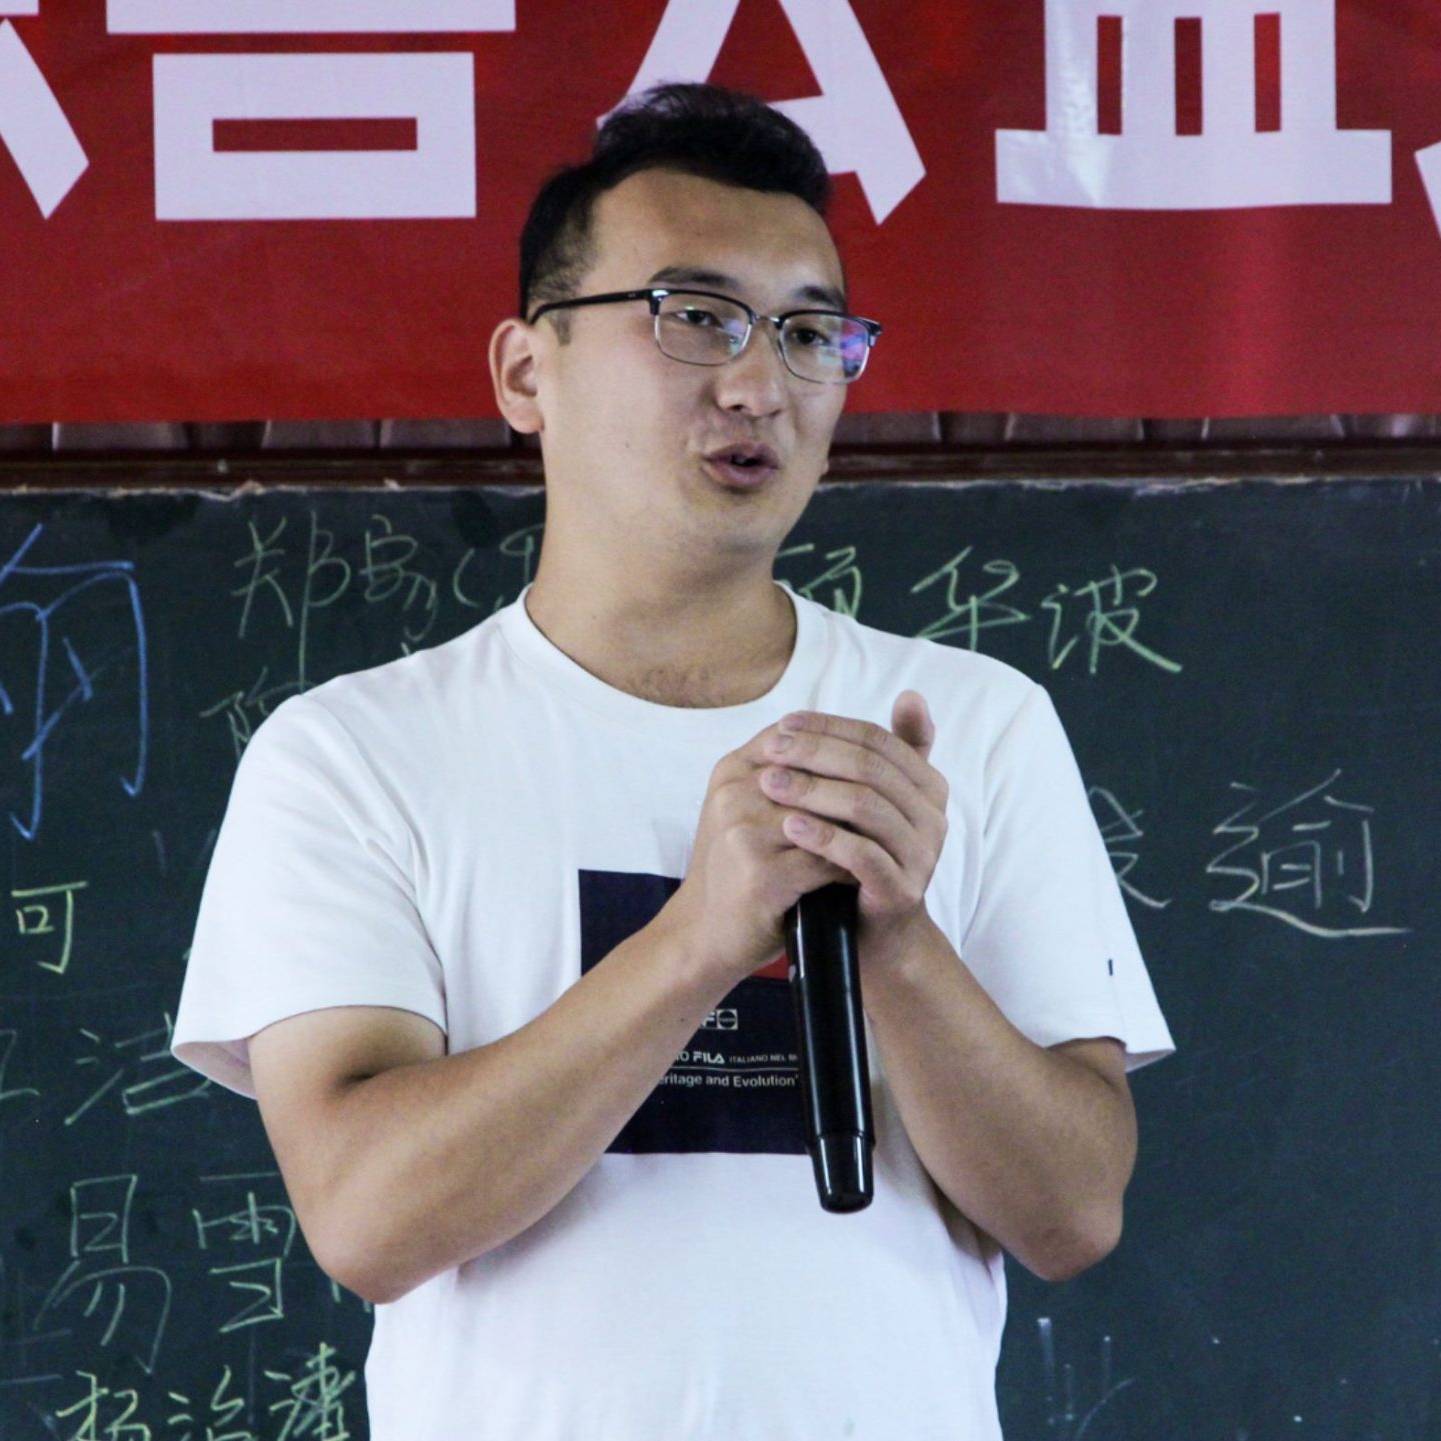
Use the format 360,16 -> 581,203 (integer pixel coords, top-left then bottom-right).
241,618 -> 500,806
807,594 -> 1039,737
280,614 -> 498,743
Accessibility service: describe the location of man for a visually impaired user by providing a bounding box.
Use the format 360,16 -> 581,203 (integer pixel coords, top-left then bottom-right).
172,81 -> 1175,1439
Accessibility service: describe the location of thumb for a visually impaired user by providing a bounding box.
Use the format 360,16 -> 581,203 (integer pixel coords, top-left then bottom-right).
891,689 -> 935,761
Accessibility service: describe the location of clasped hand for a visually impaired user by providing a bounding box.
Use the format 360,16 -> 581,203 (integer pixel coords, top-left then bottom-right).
757,690 -> 947,942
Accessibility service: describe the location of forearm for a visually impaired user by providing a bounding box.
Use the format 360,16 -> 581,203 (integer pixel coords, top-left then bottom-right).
860,909 -> 1135,1281
324,904 -> 728,1304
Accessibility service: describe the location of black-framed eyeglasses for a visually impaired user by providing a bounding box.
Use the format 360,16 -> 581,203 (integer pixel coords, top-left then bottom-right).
525,287 -> 883,385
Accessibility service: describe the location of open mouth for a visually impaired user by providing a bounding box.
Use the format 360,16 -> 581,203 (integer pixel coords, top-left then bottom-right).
704,455 -> 777,487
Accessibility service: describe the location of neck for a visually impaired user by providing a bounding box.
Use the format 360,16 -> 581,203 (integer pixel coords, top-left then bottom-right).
522,562 -> 797,709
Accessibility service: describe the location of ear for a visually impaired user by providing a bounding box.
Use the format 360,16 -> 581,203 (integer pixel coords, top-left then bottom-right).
489,316 -> 545,435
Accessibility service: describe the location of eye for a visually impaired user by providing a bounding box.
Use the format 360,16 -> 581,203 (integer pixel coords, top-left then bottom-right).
677,306 -> 724,328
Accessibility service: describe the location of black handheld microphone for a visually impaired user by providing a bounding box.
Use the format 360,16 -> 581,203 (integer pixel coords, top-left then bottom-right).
783,880 -> 875,1212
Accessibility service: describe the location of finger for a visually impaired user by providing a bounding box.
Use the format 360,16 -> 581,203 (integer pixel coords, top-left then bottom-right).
778,711 -> 946,810
890,690 -> 935,764
736,715 -> 816,774
761,724 -> 935,834
779,809 -> 909,909
760,766 -> 931,885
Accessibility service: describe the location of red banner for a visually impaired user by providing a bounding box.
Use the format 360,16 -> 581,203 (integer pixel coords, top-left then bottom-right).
0,2 -> 1432,423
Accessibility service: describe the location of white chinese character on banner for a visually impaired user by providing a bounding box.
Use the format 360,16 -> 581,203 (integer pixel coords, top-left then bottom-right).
607,0 -> 923,225
995,0 -> 1391,209
106,1 -> 514,220
0,6 -> 88,217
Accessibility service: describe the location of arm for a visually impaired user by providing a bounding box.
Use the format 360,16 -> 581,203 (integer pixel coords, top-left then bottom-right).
320,904 -> 728,1304
861,907 -> 1137,1283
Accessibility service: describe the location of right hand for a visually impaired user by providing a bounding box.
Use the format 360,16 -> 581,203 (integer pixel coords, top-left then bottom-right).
664,717 -> 857,992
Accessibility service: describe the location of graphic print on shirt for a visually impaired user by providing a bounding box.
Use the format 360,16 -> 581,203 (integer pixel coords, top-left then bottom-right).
579,868 -> 807,1156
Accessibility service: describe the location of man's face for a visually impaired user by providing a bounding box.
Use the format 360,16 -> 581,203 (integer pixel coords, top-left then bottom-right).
498,166 -> 854,569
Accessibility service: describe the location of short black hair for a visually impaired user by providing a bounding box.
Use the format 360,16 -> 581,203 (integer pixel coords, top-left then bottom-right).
518,81 -> 840,344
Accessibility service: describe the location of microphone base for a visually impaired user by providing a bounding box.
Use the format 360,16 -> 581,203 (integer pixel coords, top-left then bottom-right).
812,1131 -> 874,1213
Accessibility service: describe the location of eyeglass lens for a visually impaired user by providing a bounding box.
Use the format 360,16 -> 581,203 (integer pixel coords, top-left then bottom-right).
655,291 -> 871,383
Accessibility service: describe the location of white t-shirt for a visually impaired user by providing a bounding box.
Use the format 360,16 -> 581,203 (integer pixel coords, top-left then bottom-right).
172,578 -> 1175,1441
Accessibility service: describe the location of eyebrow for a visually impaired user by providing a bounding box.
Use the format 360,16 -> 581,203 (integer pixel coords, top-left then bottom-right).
645,265 -> 848,313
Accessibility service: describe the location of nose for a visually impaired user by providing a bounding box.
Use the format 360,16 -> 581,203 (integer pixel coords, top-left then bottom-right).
714,318 -> 790,410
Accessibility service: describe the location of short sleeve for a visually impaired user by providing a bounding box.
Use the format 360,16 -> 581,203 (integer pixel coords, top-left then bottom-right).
958,682 -> 1175,1074
171,692 -> 447,1100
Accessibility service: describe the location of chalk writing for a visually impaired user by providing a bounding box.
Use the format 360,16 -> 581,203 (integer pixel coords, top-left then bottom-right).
35,1174 -> 171,1376
1034,1316 -> 1138,1439
889,547 -> 1183,676
68,1012 -> 208,1126
204,516 -> 539,756
12,879 -> 88,975
0,1028 -> 40,1107
225,508 -> 511,725
1090,787 -> 1172,911
909,546 -> 1028,650
54,1369 -> 153,1439
32,1347 -> 360,1439
232,513 -> 351,694
1208,770 -> 1411,938
1042,564 -> 1182,675
164,1361 -> 256,1440
192,1173 -> 299,1333
0,523 -> 150,841
362,513 -> 441,645
264,1339 -> 358,1439
779,540 -> 863,616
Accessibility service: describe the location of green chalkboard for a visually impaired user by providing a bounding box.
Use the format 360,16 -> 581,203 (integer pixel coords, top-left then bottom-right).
2,476 -> 1437,1438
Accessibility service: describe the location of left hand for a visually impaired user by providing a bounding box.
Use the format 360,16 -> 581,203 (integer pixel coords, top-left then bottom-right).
757,689 -> 948,945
